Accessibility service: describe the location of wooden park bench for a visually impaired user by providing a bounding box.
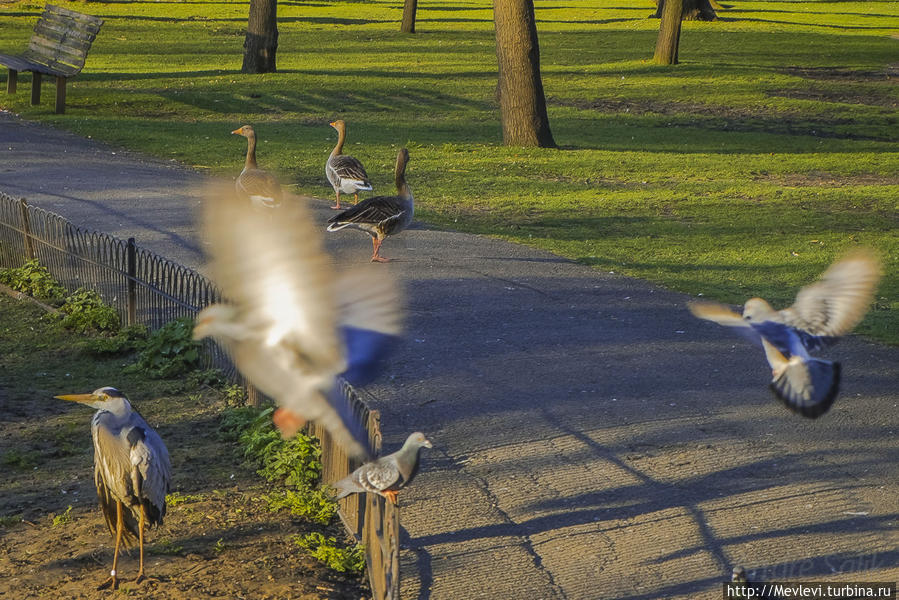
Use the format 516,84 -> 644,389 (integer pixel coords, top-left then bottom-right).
0,4 -> 103,114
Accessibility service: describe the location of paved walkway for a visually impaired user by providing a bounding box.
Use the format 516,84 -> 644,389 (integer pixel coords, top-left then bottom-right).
2,110 -> 897,600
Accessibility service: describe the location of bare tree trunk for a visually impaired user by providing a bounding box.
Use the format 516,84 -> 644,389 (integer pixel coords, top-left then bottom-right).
400,0 -> 417,33
242,0 -> 278,74
653,0 -> 684,65
492,0 -> 556,147
651,0 -> 717,22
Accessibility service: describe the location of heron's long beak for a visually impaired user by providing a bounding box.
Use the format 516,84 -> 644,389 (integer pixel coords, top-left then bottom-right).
54,393 -> 96,404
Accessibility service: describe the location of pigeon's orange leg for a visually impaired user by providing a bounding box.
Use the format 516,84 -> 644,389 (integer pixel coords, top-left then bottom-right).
273,408 -> 307,438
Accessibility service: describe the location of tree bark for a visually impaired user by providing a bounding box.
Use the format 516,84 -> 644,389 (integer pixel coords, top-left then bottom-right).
653,0 -> 684,65
242,0 -> 278,74
400,0 -> 417,33
651,0 -> 717,22
492,0 -> 556,148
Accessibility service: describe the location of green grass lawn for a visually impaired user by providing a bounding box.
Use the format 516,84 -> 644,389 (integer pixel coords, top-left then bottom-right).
1,0 -> 897,341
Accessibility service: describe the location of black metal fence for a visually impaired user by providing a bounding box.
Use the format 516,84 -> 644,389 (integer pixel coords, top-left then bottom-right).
0,189 -> 400,599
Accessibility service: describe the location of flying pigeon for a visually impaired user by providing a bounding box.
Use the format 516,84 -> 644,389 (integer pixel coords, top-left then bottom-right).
689,249 -> 881,418
193,182 -> 403,459
332,432 -> 432,504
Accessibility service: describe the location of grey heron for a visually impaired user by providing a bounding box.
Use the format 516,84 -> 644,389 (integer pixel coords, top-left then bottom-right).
55,387 -> 171,590
193,183 -> 402,459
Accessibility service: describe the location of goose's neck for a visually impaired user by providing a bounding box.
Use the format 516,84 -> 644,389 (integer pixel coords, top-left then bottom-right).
395,158 -> 411,200
245,135 -> 258,170
331,126 -> 346,157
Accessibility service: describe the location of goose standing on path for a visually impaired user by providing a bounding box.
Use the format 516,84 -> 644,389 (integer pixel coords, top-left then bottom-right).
327,148 -> 413,263
326,119 -> 372,210
232,125 -> 283,209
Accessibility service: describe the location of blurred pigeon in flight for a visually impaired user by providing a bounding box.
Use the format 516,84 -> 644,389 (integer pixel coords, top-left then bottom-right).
332,432 -> 432,504
193,183 -> 403,459
689,249 -> 881,418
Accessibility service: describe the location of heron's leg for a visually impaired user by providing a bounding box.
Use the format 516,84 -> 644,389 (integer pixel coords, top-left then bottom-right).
331,189 -> 342,210
98,501 -> 124,590
371,237 -> 390,263
136,504 -> 146,584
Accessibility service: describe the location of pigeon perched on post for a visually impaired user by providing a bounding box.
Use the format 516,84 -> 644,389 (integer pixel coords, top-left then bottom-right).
688,249 -> 881,418
193,182 -> 403,459
332,432 -> 432,504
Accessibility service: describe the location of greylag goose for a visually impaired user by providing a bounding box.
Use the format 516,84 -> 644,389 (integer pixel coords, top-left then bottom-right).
326,119 -> 372,209
327,148 -> 413,263
232,125 -> 282,209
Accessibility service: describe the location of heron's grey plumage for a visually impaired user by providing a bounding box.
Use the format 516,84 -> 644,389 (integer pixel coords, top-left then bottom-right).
194,183 -> 402,459
55,387 -> 171,588
688,249 -> 881,417
333,432 -> 431,504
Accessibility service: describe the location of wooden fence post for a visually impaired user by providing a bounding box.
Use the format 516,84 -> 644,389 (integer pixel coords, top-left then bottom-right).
126,237 -> 137,325
246,382 -> 261,407
387,503 -> 401,600
18,199 -> 34,260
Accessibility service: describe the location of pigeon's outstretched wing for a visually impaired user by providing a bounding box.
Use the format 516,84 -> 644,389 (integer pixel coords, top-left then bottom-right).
687,300 -> 763,348
781,248 -> 882,339
196,183 -> 402,458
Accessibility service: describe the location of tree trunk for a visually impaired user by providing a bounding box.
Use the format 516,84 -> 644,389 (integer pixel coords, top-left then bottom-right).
242,0 -> 278,74
400,0 -> 417,33
492,0 -> 556,148
653,0 -> 684,65
651,0 -> 717,22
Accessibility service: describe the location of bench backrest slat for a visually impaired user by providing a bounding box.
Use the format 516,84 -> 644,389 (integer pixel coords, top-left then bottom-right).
24,4 -> 103,73
35,13 -> 102,43
30,28 -> 95,54
44,4 -> 104,30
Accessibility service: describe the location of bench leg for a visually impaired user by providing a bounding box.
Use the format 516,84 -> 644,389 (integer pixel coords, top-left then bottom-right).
6,69 -> 16,94
55,76 -> 66,114
31,71 -> 41,105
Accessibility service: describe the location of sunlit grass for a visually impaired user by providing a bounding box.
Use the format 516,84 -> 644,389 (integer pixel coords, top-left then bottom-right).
0,0 -> 896,342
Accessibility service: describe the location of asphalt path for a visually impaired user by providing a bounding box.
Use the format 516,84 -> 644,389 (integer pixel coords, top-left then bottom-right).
2,110 -> 897,600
